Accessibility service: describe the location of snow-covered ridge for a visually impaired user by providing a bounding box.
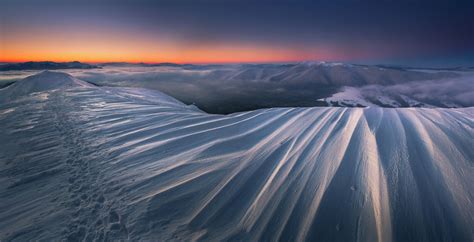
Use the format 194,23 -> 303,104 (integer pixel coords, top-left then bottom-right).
0,71 -> 93,100
0,72 -> 473,241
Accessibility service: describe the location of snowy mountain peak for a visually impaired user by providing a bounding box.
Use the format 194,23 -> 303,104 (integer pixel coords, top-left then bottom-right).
29,70 -> 74,80
20,70 -> 91,89
0,71 -> 93,100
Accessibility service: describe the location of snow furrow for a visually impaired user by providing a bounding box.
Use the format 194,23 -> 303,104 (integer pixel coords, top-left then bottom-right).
0,72 -> 473,241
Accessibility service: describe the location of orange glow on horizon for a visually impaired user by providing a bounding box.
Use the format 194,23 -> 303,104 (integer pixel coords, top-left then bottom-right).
0,27 -> 347,64
0,50 -> 320,64
1,45 -> 338,64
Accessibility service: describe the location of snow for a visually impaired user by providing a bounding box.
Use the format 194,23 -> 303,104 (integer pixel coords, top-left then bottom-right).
324,86 -> 373,107
300,61 -> 350,67
0,71 -> 92,101
0,72 -> 473,241
323,75 -> 474,108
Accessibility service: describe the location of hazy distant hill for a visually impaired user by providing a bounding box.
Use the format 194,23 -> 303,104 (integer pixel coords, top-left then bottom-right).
0,61 -> 100,71
100,62 -> 195,68
208,62 -> 459,86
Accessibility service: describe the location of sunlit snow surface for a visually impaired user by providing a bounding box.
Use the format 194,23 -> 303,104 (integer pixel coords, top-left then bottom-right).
0,72 -> 473,241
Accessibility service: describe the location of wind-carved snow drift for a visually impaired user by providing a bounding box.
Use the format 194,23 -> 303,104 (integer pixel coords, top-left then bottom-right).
0,72 -> 473,241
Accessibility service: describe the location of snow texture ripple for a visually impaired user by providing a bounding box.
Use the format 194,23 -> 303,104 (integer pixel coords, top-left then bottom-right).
0,72 -> 473,241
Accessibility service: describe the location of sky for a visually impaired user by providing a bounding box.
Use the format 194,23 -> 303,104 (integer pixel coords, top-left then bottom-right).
1,0 -> 473,67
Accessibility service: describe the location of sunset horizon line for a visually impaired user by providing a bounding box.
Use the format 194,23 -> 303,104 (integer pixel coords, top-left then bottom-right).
2,59 -> 473,69
0,59 -> 345,65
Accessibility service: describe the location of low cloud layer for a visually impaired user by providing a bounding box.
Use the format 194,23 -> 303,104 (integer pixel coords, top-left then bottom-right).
358,75 -> 474,107
1,64 -> 472,113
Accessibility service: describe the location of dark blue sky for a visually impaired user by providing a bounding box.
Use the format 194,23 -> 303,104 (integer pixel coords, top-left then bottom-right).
1,0 -> 473,67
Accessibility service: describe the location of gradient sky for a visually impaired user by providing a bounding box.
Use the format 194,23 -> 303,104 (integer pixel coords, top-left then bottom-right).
1,0 -> 473,66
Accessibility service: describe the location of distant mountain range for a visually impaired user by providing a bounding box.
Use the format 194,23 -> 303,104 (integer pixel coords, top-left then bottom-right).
205,62 -> 460,86
1,61 -> 471,111
100,61 -> 463,86
0,61 -> 100,71
99,62 -> 196,68
2,60 -> 472,76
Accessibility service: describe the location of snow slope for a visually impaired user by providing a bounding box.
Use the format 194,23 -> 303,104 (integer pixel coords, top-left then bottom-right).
0,72 -> 473,241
